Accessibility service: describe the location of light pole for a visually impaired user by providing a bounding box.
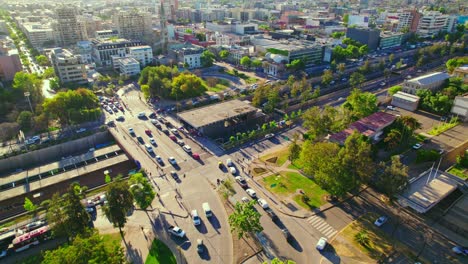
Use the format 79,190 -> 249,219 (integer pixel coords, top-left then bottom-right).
24,92 -> 34,113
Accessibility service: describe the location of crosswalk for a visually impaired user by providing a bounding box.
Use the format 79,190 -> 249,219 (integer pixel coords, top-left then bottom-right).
306,215 -> 337,238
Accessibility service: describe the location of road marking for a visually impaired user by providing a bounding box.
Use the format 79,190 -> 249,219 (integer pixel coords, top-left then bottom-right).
306,215 -> 337,239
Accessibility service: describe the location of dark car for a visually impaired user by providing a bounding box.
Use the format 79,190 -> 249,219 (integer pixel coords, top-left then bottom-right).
162,129 -> 169,135
148,112 -> 156,118
136,136 -> 144,144
281,228 -> 292,241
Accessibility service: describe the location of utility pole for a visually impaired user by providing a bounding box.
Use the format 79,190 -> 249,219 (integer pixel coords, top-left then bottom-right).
24,92 -> 34,113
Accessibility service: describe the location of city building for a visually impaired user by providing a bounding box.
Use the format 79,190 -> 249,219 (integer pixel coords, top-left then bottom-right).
379,31 -> 404,49
391,91 -> 420,111
252,38 -> 324,67
397,10 -> 421,33
171,44 -> 204,69
0,37 -> 22,81
95,29 -> 119,39
128,45 -> 153,67
156,0 -> 179,21
91,38 -> 143,67
55,6 -> 86,46
346,27 -> 381,51
329,111 -> 397,145
20,23 -> 55,48
113,10 -> 151,41
118,57 -> 141,77
177,99 -> 265,138
453,66 -> 468,84
49,48 -> 87,84
451,95 -> 468,122
402,72 -> 450,95
417,11 -> 448,37
76,41 -> 93,64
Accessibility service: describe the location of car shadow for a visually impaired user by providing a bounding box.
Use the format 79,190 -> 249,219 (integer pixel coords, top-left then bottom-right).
196,158 -> 205,165
196,221 -> 208,234
199,245 -> 211,260
320,243 -> 341,264
208,215 -> 221,234
286,234 -> 303,252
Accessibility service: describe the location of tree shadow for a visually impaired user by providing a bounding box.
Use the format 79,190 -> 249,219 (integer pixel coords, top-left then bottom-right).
121,234 -> 144,264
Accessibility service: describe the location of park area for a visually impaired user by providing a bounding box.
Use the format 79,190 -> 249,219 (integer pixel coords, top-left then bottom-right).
145,239 -> 176,264
255,147 -> 329,210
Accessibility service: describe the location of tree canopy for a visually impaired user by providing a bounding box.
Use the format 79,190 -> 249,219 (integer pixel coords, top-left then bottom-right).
342,88 -> 378,120
376,156 -> 409,198
171,72 -> 207,99
228,201 -> 263,239
13,72 -> 43,107
103,177 -> 134,232
219,50 -> 230,60
129,172 -> 155,210
349,72 -> 366,88
35,55 -> 49,66
42,230 -> 126,264
42,88 -> 101,125
240,56 -> 251,68
200,50 -> 215,67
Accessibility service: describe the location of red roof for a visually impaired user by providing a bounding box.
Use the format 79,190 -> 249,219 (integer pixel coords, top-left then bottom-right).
329,112 -> 396,144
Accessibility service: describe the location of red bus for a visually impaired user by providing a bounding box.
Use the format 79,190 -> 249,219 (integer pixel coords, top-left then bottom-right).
12,225 -> 51,252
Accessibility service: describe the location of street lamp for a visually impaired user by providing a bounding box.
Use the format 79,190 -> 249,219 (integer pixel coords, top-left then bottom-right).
24,92 -> 34,113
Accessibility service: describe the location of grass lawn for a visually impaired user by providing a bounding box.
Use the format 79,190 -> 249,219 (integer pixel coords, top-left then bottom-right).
145,239 -> 176,264
260,148 -> 290,166
428,119 -> 460,135
208,83 -> 229,92
263,171 -> 328,210
340,213 -> 416,262
287,159 -> 304,170
102,232 -> 122,249
448,165 -> 468,180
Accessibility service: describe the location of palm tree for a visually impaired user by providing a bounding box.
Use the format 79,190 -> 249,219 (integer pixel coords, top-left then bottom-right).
355,230 -> 370,247
400,116 -> 422,133
337,63 -> 346,76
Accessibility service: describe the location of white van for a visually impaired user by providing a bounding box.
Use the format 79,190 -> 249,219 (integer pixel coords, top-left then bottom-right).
202,202 -> 212,217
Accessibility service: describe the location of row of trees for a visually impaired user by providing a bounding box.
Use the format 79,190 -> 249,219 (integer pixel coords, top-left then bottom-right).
416,77 -> 467,115
139,65 -> 208,100
24,171 -> 155,261
332,38 -> 369,61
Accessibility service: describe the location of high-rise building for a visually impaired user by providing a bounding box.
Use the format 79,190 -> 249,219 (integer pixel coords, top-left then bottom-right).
417,11 -> 448,37
397,10 -> 421,33
113,10 -> 151,41
157,0 -> 178,21
0,37 -> 22,81
49,48 -> 87,84
55,6 -> 86,46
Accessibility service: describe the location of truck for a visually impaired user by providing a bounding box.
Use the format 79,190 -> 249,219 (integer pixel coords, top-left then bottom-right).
168,225 -> 186,237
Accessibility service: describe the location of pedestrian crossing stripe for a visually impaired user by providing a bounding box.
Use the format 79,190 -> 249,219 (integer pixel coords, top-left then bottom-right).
307,215 -> 337,238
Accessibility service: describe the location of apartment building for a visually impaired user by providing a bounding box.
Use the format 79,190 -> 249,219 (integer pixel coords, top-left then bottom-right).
252,38 -> 323,66
95,30 -> 119,39
379,32 -> 404,49
91,38 -> 143,67
21,23 -> 55,48
55,6 -> 86,46
128,46 -> 153,67
113,10 -> 151,40
118,57 -> 141,77
402,72 -> 450,95
417,11 -> 448,37
0,37 -> 22,81
346,27 -> 380,51
49,48 -> 87,84
171,44 -> 204,69
396,10 -> 421,32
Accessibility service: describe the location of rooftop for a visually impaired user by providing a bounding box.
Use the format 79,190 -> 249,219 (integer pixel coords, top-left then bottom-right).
178,100 -> 258,128
398,169 -> 462,214
119,57 -> 139,65
407,72 -> 450,86
393,91 -> 420,102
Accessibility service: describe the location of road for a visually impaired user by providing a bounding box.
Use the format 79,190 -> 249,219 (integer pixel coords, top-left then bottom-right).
104,87 -> 233,264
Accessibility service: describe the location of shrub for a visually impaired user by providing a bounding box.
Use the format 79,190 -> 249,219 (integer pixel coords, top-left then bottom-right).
416,149 -> 440,163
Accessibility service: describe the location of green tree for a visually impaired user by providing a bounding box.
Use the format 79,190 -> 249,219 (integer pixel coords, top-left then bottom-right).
355,230 -> 370,246
337,63 -> 346,75
288,134 -> 301,162
388,85 -> 402,96
287,75 -> 296,86
349,72 -> 366,88
331,31 -> 345,39
103,177 -> 134,232
23,197 -> 38,216
388,53 -> 395,64
321,69 -> 334,85
129,172 -> 155,210
141,84 -> 151,99
42,230 -> 126,264
171,72 -> 207,99
343,14 -> 349,24
384,68 -> 392,79
264,87 -> 280,113
49,77 -> 60,91
338,131 -> 374,187
13,72 -> 43,106
378,59 -> 386,71
384,129 -> 402,150
358,45 -> 369,56
286,59 -> 305,70
195,32 -> 206,42
43,67 -> 56,78
376,156 -> 409,198
240,56 -> 251,68
359,60 -> 372,74
35,55 -> 49,66
17,111 -> 33,131
228,201 -> 263,239
46,183 -> 90,238
251,59 -> 262,68
219,50 -> 230,60
200,50 -> 215,67
343,88 -> 377,120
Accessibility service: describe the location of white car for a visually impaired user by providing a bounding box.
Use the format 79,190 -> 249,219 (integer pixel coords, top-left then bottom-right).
191,210 -> 201,226
170,128 -> 179,135
182,145 -> 192,153
128,128 -> 135,135
230,167 -> 237,175
374,216 -> 388,227
257,198 -> 269,209
145,144 -> 153,153
137,112 -> 146,118
412,143 -> 423,150
149,138 -> 156,146
76,128 -> 87,133
168,157 -> 177,165
241,197 -> 250,203
380,82 -> 386,86
246,188 -> 257,199
316,237 -> 328,251
264,133 -> 274,139
155,155 -> 163,164
226,159 -> 233,167
150,118 -> 158,124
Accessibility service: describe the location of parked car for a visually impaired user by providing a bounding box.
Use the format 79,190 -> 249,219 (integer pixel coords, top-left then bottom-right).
128,128 -> 135,135
264,133 -> 274,139
374,216 -> 388,227
316,237 -> 328,251
182,145 -> 192,153
191,210 -> 201,226
137,136 -> 144,144
241,197 -> 250,203
168,157 -> 177,165
155,155 -> 164,165
177,139 -> 185,146
452,246 -> 468,256
145,144 -> 153,153
116,115 -> 125,121
246,188 -> 257,199
196,239 -> 204,254
257,198 -> 269,209
149,138 -> 156,146
192,153 -> 200,160
412,143 -> 423,150
235,176 -> 248,188
230,167 -> 237,175
170,171 -> 178,180
137,112 -> 146,118
386,105 -> 396,110
145,129 -> 152,136
226,159 -> 233,167
169,135 -> 177,141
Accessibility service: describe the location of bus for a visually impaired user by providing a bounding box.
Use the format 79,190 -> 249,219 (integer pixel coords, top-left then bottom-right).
0,229 -> 17,252
12,225 -> 51,252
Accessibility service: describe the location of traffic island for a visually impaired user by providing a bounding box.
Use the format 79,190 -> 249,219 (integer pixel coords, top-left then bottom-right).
145,239 -> 177,264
